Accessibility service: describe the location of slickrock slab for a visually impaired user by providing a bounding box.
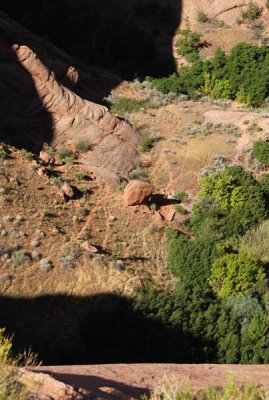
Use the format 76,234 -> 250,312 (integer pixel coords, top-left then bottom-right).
33,364 -> 269,399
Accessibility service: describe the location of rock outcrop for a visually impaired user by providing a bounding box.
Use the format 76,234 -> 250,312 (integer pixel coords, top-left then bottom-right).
11,44 -> 139,184
31,364 -> 269,400
124,180 -> 154,206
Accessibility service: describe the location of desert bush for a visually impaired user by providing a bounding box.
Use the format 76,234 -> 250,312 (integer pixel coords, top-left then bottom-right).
12,250 -> 31,266
129,168 -> 149,181
75,139 -> 91,153
39,258 -> 52,271
20,149 -> 33,161
139,133 -> 153,152
61,255 -> 76,270
77,185 -> 88,194
241,1 -> 263,21
75,171 -> 87,181
149,203 -> 157,211
197,10 -> 208,23
56,145 -> 73,162
253,140 -> 269,166
174,189 -> 188,201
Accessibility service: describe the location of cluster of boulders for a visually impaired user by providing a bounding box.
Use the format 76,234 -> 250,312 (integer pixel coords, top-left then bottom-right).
123,180 -> 177,222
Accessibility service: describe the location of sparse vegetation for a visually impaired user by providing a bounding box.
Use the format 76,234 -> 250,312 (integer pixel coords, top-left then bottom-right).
132,378 -> 269,400
108,97 -> 154,115
241,1 -> 263,22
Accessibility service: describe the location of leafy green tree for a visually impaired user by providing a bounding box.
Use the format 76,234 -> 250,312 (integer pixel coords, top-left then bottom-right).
209,252 -> 266,298
191,166 -> 267,238
241,312 -> 269,363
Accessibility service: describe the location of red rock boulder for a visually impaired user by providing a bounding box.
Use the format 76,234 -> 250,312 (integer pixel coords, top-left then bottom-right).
124,180 -> 154,206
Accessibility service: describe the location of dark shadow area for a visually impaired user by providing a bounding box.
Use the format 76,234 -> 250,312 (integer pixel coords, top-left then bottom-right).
0,42 -> 53,150
0,1 -> 182,151
0,293 -> 207,365
1,0 -> 182,80
148,194 -> 182,207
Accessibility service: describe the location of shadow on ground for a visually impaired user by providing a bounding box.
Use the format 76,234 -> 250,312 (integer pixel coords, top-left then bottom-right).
0,293 -> 205,365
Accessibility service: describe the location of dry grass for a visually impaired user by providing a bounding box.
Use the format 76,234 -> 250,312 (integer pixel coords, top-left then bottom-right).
239,219 -> 269,263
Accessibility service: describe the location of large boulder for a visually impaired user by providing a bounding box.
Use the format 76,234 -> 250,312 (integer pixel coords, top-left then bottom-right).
124,180 -> 154,206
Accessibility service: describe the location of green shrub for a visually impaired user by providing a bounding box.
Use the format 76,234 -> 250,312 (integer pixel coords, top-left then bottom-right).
149,203 -> 157,211
148,75 -> 182,95
75,139 -> 91,153
61,156 -> 75,165
241,1 -> 263,22
77,185 -> 88,194
75,171 -> 87,181
109,97 -> 153,115
56,145 -> 73,161
197,10 -> 208,23
139,133 -> 153,152
20,149 -> 33,161
253,140 -> 269,166
0,150 -> 8,159
176,26 -> 201,61
174,189 -> 188,201
209,252 -> 266,298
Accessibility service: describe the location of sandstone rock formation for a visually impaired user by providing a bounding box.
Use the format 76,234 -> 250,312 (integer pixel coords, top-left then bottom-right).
124,180 -> 154,206
32,364 -> 269,400
12,44 -> 140,184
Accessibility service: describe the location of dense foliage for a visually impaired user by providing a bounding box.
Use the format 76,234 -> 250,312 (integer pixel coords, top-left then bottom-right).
209,253 -> 266,298
137,166 -> 269,364
148,42 -> 269,105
